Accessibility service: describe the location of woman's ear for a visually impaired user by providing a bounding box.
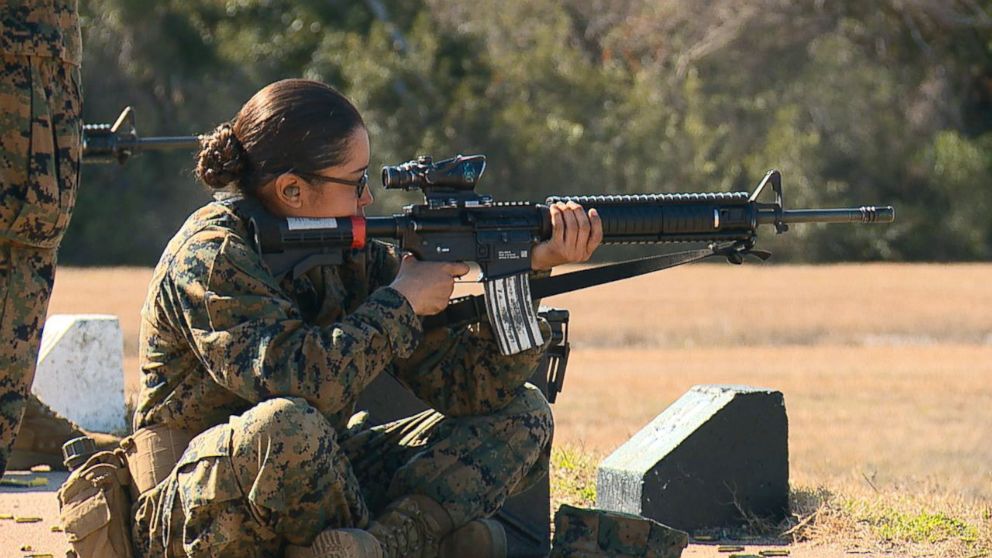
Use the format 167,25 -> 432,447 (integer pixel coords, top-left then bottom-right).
273,173 -> 304,209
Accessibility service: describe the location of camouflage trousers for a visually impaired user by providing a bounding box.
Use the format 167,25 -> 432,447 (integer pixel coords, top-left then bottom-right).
133,385 -> 554,557
0,240 -> 57,475
0,52 -> 81,476
0,53 -> 81,249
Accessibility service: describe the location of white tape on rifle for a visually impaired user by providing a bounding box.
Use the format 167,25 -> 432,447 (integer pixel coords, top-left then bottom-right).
484,273 -> 543,355
286,217 -> 338,230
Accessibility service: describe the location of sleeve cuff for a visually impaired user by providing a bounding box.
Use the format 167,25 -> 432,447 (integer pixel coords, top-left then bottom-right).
360,287 -> 424,359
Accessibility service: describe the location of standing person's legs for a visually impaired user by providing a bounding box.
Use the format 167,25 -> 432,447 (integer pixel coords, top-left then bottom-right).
0,53 -> 81,476
0,242 -> 56,474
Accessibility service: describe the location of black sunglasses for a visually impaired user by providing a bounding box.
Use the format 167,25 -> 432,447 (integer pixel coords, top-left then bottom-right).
294,169 -> 370,198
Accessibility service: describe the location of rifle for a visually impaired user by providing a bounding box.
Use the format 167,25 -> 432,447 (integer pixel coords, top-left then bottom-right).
262,154 -> 891,554
246,154 -> 894,356
82,107 -> 200,164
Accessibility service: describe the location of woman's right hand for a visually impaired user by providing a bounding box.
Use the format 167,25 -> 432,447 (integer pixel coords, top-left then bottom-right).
390,254 -> 470,316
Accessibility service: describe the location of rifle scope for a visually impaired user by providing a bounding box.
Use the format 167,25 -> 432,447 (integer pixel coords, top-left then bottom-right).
381,154 -> 487,191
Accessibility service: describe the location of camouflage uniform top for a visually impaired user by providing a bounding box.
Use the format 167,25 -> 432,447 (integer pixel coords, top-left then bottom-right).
0,0 -> 82,66
133,195 -> 547,435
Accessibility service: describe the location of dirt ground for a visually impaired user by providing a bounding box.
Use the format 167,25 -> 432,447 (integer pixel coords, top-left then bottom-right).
2,263 -> 989,557
0,474 -> 884,557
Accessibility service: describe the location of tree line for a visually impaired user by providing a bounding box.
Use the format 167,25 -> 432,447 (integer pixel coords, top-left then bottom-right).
65,0 -> 992,264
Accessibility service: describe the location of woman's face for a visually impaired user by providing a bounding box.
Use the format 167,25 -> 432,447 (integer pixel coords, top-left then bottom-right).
261,126 -> 374,218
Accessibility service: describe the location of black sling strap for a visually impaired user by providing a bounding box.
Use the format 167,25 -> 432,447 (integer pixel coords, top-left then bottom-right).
423,244 -> 761,330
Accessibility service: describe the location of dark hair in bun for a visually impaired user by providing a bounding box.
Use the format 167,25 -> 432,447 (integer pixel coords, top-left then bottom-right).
195,79 -> 365,195
196,123 -> 249,190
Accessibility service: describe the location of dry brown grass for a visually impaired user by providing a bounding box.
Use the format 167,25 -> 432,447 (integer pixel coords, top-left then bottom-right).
547,262 -> 992,348
787,482 -> 992,557
553,344 -> 992,499
46,264 -> 992,555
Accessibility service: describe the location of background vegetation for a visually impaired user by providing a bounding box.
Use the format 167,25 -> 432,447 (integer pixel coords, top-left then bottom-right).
67,0 -> 992,265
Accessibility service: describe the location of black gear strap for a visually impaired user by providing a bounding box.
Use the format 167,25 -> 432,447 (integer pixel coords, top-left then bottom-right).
424,244 -> 747,330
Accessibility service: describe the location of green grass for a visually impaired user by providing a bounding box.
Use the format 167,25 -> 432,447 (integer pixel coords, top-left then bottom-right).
549,444 -> 599,510
547,445 -> 992,557
838,498 -> 986,547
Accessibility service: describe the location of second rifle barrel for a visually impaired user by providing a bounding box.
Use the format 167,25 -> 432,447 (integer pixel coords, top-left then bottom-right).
129,136 -> 202,150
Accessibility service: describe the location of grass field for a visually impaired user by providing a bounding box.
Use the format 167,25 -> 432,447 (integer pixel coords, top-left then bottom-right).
44,263 -> 992,556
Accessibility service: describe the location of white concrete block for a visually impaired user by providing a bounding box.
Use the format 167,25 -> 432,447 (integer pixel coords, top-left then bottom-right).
32,314 -> 126,433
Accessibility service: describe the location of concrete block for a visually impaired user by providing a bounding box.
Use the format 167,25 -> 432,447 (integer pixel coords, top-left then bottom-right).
32,314 -> 126,433
596,384 -> 788,532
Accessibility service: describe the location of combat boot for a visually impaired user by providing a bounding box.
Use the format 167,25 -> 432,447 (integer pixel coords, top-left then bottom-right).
9,395 -> 120,470
366,494 -> 454,558
283,495 -> 451,558
284,529 -> 384,558
285,496 -> 507,558
439,517 -> 507,558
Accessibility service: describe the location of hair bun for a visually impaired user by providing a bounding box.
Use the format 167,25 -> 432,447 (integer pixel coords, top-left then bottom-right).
196,123 -> 249,190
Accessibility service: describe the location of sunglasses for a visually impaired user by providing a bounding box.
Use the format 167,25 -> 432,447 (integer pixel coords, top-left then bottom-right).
294,169 -> 370,198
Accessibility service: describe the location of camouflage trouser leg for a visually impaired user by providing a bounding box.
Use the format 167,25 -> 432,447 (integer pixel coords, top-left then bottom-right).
0,53 -> 82,248
0,241 -> 57,475
0,52 -> 81,477
346,382 -> 554,527
133,397 -> 368,557
133,385 -> 553,557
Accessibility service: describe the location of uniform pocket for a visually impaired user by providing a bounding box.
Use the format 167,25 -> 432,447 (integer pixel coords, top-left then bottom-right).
175,425 -> 243,510
176,454 -> 243,509
174,425 -> 265,554
51,62 -> 81,236
5,57 -> 80,247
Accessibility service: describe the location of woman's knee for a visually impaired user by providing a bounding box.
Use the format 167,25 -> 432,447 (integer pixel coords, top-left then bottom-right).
501,383 -> 554,448
230,397 -> 340,470
229,398 -> 369,538
237,396 -> 328,435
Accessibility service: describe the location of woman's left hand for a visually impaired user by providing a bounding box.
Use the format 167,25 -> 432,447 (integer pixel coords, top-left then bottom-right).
531,201 -> 604,271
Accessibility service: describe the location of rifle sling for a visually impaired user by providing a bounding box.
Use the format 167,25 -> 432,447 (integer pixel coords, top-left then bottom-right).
424,247 -> 720,330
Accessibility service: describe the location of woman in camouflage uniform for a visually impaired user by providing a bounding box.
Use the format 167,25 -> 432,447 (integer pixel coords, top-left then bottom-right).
129,79 -> 602,558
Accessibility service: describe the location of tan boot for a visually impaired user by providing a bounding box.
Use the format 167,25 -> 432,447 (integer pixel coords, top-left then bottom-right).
367,495 -> 455,558
285,529 -> 383,558
9,395 -> 121,470
284,496 -> 494,558
440,518 -> 507,558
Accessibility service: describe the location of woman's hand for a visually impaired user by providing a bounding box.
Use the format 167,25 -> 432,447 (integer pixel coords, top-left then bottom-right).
531,202 -> 603,271
390,255 -> 470,316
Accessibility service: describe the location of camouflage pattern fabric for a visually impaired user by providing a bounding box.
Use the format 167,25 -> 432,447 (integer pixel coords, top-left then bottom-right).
0,52 -> 82,248
550,504 -> 689,558
0,0 -> 82,476
131,197 -> 553,555
0,0 -> 82,66
0,242 -> 57,474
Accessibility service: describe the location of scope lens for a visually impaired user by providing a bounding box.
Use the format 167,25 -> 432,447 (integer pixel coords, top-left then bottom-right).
382,166 -> 416,189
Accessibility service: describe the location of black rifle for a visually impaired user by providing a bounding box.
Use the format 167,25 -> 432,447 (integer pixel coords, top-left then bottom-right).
82,107 -> 200,164
246,154 -> 894,355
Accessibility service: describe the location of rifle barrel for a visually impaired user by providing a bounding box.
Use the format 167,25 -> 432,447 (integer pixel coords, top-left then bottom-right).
137,136 -> 200,149
124,136 -> 201,150
82,132 -> 201,163
759,206 -> 895,225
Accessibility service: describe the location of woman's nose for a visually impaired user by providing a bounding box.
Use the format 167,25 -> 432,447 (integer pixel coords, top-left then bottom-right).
358,187 -> 374,208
